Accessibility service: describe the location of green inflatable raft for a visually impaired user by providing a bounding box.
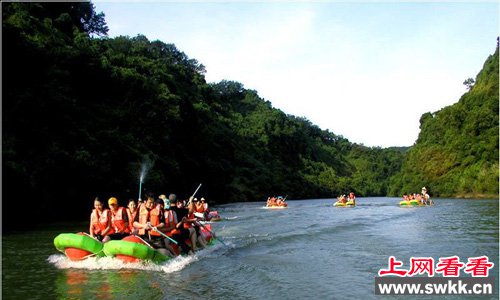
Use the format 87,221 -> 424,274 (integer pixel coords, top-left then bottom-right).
103,235 -> 170,264
399,199 -> 424,207
54,233 -> 105,261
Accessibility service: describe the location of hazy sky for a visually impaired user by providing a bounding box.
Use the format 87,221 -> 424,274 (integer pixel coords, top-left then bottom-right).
94,1 -> 498,147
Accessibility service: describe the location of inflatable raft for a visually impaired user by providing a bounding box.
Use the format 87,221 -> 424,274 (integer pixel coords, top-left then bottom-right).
54,224 -> 217,263
264,205 -> 288,209
194,211 -> 222,222
54,232 -> 105,261
399,199 -> 433,207
333,200 -> 355,207
208,211 -> 222,221
103,235 -> 170,264
168,224 -> 215,256
399,199 -> 424,207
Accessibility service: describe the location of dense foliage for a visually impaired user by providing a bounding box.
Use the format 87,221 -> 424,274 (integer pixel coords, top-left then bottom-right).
389,46 -> 499,198
3,3 -> 497,228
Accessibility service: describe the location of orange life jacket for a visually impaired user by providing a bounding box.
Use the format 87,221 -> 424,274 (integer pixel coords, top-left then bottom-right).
126,207 -> 137,232
110,207 -> 130,234
90,209 -> 113,235
137,203 -> 163,236
195,203 -> 206,213
164,209 -> 180,236
183,212 -> 195,229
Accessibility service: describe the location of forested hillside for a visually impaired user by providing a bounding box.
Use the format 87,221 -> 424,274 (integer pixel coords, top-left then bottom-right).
3,3 -> 406,227
389,45 -> 499,198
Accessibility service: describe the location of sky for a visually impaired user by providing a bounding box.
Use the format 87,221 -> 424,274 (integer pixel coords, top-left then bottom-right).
93,1 -> 498,147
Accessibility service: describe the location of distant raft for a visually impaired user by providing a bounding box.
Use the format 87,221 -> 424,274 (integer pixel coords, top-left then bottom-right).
54,232 -> 105,261
264,205 -> 288,209
399,199 -> 430,207
333,200 -> 355,207
399,199 -> 434,207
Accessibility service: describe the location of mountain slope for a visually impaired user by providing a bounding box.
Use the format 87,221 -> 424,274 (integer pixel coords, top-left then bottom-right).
389,45 -> 499,198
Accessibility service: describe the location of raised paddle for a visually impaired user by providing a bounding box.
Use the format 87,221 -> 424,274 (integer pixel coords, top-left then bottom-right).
191,183 -> 202,199
187,183 -> 202,206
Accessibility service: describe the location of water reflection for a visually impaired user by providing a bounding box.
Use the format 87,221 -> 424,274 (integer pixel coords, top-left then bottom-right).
56,269 -> 164,300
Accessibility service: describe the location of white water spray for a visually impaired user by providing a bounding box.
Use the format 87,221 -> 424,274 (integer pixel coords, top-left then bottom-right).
47,254 -> 196,273
138,163 -> 149,201
47,244 -> 226,273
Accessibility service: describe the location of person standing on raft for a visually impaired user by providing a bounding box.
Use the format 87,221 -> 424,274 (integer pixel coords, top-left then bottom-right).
421,187 -> 432,205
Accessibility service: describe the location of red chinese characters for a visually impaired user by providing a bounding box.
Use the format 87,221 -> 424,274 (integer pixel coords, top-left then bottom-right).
379,255 -> 494,277
464,256 -> 494,277
435,256 -> 465,277
378,256 -> 408,277
407,257 -> 435,276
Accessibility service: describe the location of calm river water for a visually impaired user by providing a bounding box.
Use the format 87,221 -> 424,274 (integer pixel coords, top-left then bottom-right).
2,198 -> 498,299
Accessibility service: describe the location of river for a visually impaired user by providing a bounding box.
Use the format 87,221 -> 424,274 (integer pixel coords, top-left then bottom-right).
2,198 -> 498,299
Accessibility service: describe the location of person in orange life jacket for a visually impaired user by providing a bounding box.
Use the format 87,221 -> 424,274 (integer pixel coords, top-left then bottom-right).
152,197 -> 178,255
172,197 -> 203,251
194,198 -> 206,213
107,197 -> 130,241
126,199 -> 138,234
188,198 -> 208,249
161,197 -> 192,255
194,197 -> 210,220
133,196 -> 170,256
276,196 -> 285,207
267,197 -> 277,206
89,197 -> 113,242
201,197 -> 208,211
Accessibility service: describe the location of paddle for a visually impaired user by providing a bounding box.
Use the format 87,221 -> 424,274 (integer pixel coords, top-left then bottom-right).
191,183 -> 202,198
196,221 -> 227,247
187,183 -> 202,206
133,234 -> 154,249
147,222 -> 178,245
